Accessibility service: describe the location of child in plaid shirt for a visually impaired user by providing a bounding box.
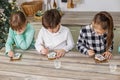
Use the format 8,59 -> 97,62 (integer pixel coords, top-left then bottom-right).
77,11 -> 114,59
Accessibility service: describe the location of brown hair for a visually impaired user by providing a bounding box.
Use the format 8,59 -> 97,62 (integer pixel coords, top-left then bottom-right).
42,9 -> 61,29
93,11 -> 114,51
10,11 -> 27,31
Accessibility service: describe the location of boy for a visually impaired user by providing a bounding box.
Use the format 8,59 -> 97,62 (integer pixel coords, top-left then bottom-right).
35,9 -> 74,58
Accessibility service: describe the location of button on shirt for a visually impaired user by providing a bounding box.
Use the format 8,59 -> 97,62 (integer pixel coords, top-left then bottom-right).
35,25 -> 74,53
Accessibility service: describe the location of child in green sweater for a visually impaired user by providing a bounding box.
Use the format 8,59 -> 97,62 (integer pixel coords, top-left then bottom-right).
5,11 -> 35,57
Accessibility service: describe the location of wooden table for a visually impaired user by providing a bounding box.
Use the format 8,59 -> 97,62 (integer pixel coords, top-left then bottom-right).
0,49 -> 120,80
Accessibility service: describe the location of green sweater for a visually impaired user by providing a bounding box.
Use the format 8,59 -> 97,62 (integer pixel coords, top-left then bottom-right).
5,23 -> 35,53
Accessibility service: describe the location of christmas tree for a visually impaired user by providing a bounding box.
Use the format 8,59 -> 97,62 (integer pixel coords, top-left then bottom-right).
0,0 -> 19,49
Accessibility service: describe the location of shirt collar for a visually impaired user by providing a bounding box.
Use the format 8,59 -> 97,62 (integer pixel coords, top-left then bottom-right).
57,25 -> 62,33
46,25 -> 62,35
90,24 -> 96,34
13,23 -> 28,35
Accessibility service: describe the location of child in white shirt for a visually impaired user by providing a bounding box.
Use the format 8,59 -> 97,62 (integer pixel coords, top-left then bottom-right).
35,9 -> 74,58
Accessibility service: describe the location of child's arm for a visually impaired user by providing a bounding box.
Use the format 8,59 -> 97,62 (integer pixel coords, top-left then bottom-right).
102,41 -> 113,59
61,29 -> 74,52
15,24 -> 35,50
76,30 -> 89,55
40,44 -> 49,55
35,27 -> 45,53
108,41 -> 113,53
5,28 -> 14,54
87,50 -> 95,57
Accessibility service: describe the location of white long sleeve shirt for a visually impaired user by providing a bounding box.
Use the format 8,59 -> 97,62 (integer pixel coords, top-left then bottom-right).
35,25 -> 74,53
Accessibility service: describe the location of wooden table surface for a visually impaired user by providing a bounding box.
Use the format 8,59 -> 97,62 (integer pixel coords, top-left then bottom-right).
0,49 -> 120,80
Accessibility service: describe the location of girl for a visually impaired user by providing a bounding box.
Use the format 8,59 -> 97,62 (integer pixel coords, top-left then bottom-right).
77,11 -> 114,59
35,9 -> 74,58
5,11 -> 35,57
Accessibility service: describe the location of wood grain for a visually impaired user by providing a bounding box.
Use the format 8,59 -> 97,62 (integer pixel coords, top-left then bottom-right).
0,49 -> 120,80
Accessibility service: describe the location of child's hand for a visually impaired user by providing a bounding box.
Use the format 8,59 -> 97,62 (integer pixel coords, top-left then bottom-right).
8,51 -> 14,57
102,51 -> 112,59
87,50 -> 95,57
54,49 -> 66,58
41,47 -> 49,56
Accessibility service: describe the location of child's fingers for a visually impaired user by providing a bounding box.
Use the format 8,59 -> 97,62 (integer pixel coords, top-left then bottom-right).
8,51 -> 14,57
108,53 -> 112,60
56,53 -> 61,58
42,51 -> 48,55
41,52 -> 47,56
56,52 -> 62,58
61,53 -> 65,57
103,52 -> 112,59
102,52 -> 108,58
102,53 -> 105,55
9,54 -> 13,57
88,50 -> 95,55
41,48 -> 49,54
107,52 -> 112,60
54,49 -> 65,58
88,50 -> 95,57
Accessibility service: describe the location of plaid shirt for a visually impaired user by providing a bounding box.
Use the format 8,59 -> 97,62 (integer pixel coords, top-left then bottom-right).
77,24 -> 113,55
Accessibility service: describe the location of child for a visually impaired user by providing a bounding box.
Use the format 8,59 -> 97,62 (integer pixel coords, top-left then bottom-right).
77,11 -> 114,59
35,9 -> 74,58
5,11 -> 35,57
